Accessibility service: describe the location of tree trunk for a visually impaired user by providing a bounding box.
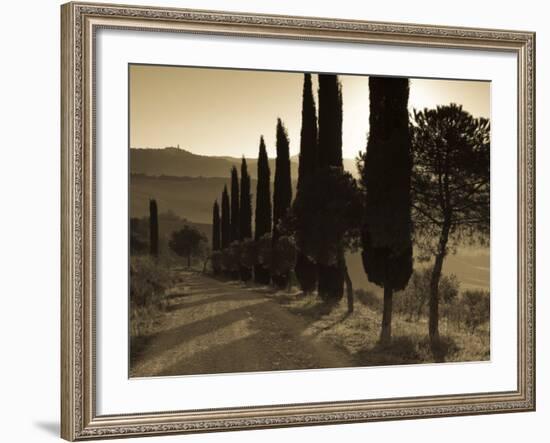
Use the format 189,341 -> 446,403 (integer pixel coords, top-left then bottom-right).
317,264 -> 329,300
380,283 -> 393,344
344,263 -> 354,314
287,271 -> 292,293
429,221 -> 451,352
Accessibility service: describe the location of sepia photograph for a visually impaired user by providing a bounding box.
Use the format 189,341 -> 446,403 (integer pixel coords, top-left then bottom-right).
128,64 -> 491,378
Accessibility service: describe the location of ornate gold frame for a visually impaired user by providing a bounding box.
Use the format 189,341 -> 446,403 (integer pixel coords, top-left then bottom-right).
61,2 -> 536,440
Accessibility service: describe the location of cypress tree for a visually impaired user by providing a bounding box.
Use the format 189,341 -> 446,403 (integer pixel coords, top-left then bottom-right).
229,166 -> 240,279
360,76 -> 413,344
230,166 -> 240,243
149,199 -> 159,258
221,186 -> 230,249
297,74 -> 318,191
294,73 -> 319,293
254,136 -> 272,284
272,118 -> 292,288
318,75 -> 344,169
239,158 -> 253,281
212,200 -> 221,251
317,74 -> 345,301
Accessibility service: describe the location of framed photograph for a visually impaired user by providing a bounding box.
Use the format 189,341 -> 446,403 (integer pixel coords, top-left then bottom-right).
61,2 -> 535,440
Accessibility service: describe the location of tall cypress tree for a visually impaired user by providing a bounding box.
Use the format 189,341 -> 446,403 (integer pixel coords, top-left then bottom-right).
239,158 -> 253,281
272,118 -> 292,288
318,75 -> 344,169
239,158 -> 252,240
254,136 -> 272,284
221,186 -> 230,249
294,73 -> 319,293
229,166 -> 240,279
230,166 -> 240,243
149,199 -> 159,258
212,200 -> 221,251
317,74 -> 345,301
360,76 -> 413,344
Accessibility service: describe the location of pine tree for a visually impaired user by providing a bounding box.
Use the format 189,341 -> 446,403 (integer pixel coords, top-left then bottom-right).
254,136 -> 272,284
230,166 -> 240,243
411,104 -> 489,355
221,186 -> 231,249
294,73 -> 319,293
316,74 -> 345,301
272,118 -> 292,288
239,158 -> 253,281
212,200 -> 221,251
360,76 -> 413,344
149,199 -> 159,258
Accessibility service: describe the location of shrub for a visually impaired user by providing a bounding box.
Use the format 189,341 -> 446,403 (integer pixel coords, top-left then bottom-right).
396,267 -> 459,320
129,256 -> 172,338
239,238 -> 257,272
271,235 -> 297,279
211,250 -> 222,275
221,242 -> 240,277
443,289 -> 490,333
130,256 -> 172,308
130,217 -> 148,255
256,233 -> 273,270
462,290 -> 490,333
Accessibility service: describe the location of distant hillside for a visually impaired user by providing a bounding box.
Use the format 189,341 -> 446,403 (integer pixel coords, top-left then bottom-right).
130,147 -> 297,179
130,173 -> 297,224
130,174 -> 235,224
130,147 -> 359,179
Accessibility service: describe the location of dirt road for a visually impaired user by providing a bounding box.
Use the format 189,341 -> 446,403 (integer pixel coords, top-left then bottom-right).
130,271 -> 353,377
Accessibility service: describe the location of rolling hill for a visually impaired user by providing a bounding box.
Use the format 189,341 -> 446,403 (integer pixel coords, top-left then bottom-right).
130,173 -> 300,225
131,174 -> 235,224
129,148 -> 488,292
130,147 -> 359,179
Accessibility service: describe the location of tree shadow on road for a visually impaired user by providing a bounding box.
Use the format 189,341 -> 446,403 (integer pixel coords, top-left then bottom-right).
130,295 -> 269,374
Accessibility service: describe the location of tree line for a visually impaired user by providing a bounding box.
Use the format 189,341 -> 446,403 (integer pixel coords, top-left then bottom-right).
162,72 -> 490,354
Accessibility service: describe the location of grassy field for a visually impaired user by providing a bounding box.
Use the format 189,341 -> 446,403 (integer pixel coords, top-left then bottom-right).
269,289 -> 490,366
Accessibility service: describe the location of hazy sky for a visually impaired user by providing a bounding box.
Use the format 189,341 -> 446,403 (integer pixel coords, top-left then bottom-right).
130,64 -> 490,160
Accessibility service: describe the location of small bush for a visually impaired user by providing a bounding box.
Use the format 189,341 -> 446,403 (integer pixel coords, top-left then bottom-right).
239,238 -> 257,271
271,235 -> 297,278
257,233 -> 273,269
130,256 -> 172,338
395,267 -> 459,321
462,290 -> 490,333
443,289 -> 490,333
220,243 -> 240,275
130,256 -> 172,308
211,250 -> 223,275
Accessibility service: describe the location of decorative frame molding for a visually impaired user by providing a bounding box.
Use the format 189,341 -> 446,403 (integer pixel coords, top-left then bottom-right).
61,2 -> 536,440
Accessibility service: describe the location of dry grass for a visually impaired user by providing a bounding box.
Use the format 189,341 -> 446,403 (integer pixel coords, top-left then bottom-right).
130,256 -> 175,339
130,304 -> 166,338
274,290 -> 490,366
